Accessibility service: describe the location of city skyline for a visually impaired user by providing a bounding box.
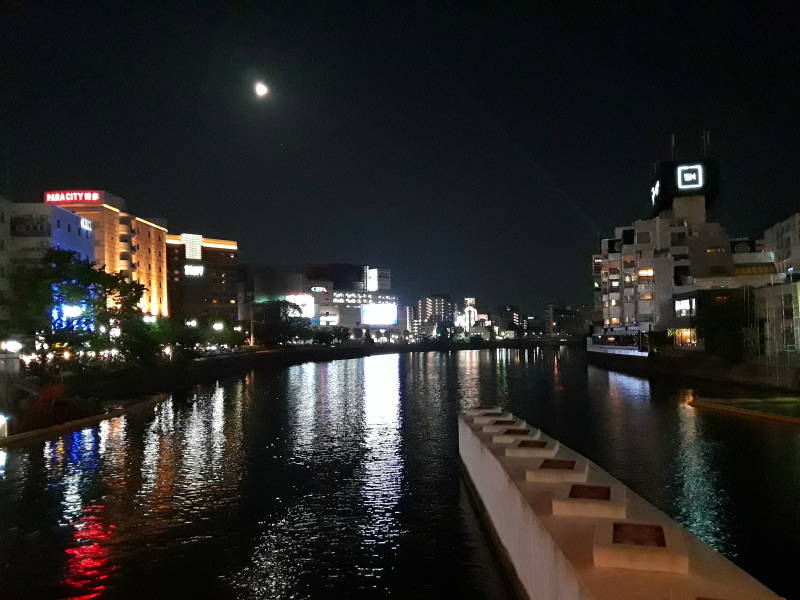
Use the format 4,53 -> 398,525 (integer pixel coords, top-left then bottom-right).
5,4 -> 799,312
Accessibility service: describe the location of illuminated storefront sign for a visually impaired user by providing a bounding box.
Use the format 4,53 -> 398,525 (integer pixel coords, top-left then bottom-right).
184,264 -> 205,277
310,286 -> 328,293
360,303 -> 398,326
676,164 -> 703,190
80,218 -> 93,231
44,190 -> 102,203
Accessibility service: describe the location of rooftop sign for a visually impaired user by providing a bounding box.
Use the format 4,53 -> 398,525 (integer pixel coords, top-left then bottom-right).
44,190 -> 103,204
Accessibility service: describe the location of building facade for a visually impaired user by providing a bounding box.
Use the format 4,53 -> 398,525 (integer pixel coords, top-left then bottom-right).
43,190 -> 169,316
238,263 -> 398,330
593,160 -> 782,349
9,204 -> 94,265
763,213 -> 800,274
166,233 -> 238,320
754,280 -> 800,356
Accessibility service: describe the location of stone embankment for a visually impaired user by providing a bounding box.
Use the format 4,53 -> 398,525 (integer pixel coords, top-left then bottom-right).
459,407 -> 782,600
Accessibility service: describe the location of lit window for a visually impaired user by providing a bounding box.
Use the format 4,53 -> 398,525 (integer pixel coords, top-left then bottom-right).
674,298 -> 695,317
611,280 -> 620,287
673,328 -> 697,347
639,293 -> 653,300
638,268 -> 654,277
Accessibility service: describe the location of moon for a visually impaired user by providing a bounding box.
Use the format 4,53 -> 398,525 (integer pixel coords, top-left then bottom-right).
254,81 -> 269,97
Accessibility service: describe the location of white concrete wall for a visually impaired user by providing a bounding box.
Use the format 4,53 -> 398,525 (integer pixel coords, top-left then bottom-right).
460,419 -> 588,600
459,414 -> 781,600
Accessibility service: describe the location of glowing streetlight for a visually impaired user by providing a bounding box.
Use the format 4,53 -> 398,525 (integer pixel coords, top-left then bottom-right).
254,81 -> 269,98
212,322 -> 224,331
1,340 -> 22,353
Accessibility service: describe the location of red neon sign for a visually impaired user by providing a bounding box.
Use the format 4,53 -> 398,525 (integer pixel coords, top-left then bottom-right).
44,190 -> 103,204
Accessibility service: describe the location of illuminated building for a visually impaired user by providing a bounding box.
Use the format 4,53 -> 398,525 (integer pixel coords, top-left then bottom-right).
763,213 -> 800,274
9,203 -> 94,264
43,190 -> 169,316
238,263 -> 398,329
166,233 -> 238,319
593,159 -> 781,347
417,294 -> 453,324
331,290 -> 398,328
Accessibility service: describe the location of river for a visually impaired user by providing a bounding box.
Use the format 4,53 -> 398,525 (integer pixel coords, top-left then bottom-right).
0,348 -> 798,599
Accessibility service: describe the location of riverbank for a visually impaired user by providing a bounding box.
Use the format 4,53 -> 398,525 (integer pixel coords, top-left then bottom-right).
586,347 -> 800,393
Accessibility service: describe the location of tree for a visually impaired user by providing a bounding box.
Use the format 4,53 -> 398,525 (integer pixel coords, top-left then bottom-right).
437,319 -> 455,341
8,249 -> 146,360
312,327 -> 334,345
330,326 -> 351,344
251,300 -> 303,345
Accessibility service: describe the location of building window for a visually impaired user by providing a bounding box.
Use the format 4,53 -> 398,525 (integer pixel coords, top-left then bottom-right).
640,292 -> 653,300
706,247 -> 726,254
56,219 -> 61,229
637,231 -> 651,244
673,328 -> 697,347
638,267 -> 654,277
674,298 -> 695,317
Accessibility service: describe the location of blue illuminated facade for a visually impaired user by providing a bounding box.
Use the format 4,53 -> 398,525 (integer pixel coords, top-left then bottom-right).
9,204 -> 94,265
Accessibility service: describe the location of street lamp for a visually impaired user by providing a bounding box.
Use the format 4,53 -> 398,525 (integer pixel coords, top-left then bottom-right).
212,322 -> 224,331
1,340 -> 22,353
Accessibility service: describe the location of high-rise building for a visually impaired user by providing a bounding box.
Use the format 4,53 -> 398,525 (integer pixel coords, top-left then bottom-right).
593,160 -> 781,346
43,190 -> 169,316
166,233 -> 238,320
763,213 -> 800,274
417,294 -> 453,324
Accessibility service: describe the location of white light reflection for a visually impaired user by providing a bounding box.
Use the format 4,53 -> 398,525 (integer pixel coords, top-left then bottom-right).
358,353 -> 403,570
458,350 -> 483,409
673,392 -> 733,554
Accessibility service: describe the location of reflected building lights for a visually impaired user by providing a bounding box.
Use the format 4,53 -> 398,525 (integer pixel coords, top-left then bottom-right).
359,354 -> 404,561
673,402 -> 733,555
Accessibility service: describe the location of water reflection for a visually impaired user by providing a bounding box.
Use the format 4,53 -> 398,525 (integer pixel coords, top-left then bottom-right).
672,398 -> 733,554
232,355 -> 405,598
359,354 -> 403,565
1,350 -> 797,598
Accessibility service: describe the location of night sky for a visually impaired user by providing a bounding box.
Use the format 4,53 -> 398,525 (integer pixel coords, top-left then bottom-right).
4,3 -> 799,314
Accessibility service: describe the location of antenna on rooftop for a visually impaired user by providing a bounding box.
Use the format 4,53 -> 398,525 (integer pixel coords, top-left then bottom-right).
670,133 -> 676,159
701,130 -> 711,157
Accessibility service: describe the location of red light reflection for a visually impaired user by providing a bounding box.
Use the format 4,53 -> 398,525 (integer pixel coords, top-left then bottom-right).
62,505 -> 116,600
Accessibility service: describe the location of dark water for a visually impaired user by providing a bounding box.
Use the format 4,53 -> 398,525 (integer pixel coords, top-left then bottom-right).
0,349 -> 798,599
